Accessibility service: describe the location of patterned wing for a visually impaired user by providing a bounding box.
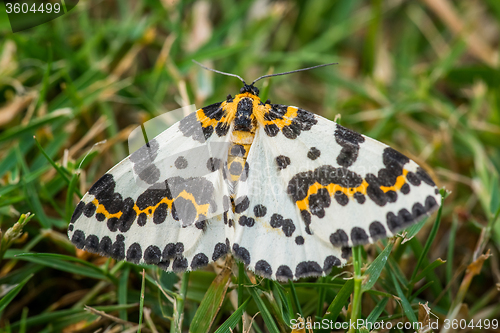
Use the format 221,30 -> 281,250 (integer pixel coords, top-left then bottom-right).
227,127 -> 348,281
230,104 -> 440,279
68,102 -> 233,272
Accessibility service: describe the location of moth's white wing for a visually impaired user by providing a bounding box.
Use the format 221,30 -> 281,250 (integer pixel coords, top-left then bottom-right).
229,128 -> 347,281
264,105 -> 441,248
231,105 -> 440,279
68,104 -> 232,271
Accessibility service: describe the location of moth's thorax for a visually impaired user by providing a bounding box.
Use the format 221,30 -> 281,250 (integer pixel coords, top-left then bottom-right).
221,92 -> 270,130
224,92 -> 268,189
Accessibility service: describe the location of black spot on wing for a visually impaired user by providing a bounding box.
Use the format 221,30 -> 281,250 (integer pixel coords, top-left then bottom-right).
287,166 -> 363,203
117,198 -> 137,232
282,121 -> 301,139
212,242 -> 228,261
276,155 -> 291,170
234,196 -> 250,213
412,202 -> 426,221
400,183 -> 410,194
144,245 -> 162,264
71,201 -> 85,223
163,242 -> 184,259
71,230 -> 85,249
268,214 -> 295,236
264,124 -> 279,137
232,243 -> 250,265
309,188 -> 331,218
296,261 -> 322,278
129,140 -> 161,184
364,147 -> 412,207
341,247 -> 352,260
126,243 -> 142,264
399,208 -> 414,226
179,112 -> 208,143
172,257 -> 188,272
111,235 -> 125,261
281,219 -> 296,237
334,191 -> 349,206
386,212 -> 401,233
255,260 -> 272,278
107,217 -> 119,231
330,229 -> 349,247
253,204 -> 267,217
238,215 -> 255,227
137,212 -> 147,226
99,236 -> 112,256
295,236 -> 304,245
425,195 -> 438,212
191,253 -> 209,269
417,167 -> 436,186
296,109 -> 317,130
153,203 -> 168,224
350,227 -> 369,245
334,124 -> 365,168
276,265 -> 293,281
265,105 -> 286,121
215,122 -> 230,136
369,221 -> 386,240
202,103 -> 224,120
239,162 -> 250,182
353,192 -> 366,204
174,156 -> 188,169
270,213 -> 283,228
406,172 -> 420,186
207,157 -> 222,172
83,202 -> 96,218
323,256 -> 341,273
84,234 -> 99,253
307,147 -> 321,160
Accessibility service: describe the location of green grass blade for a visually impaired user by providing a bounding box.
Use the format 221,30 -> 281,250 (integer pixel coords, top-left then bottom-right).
138,269 -> 146,333
362,240 -> 394,292
272,281 -> 294,326
65,173 -> 81,221
247,283 -> 280,333
390,271 -> 417,323
190,268 -> 231,333
214,297 -> 250,333
365,297 -> 388,325
410,192 -> 447,284
0,274 -> 33,312
13,253 -> 109,280
8,304 -> 136,330
322,279 -> 354,323
288,279 -> 303,318
0,109 -> 72,143
413,258 -> 446,284
118,266 -> 131,321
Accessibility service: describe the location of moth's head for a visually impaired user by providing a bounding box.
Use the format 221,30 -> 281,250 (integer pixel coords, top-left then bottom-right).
239,84 -> 259,97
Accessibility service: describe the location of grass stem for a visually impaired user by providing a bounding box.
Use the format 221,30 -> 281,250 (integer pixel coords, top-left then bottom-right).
349,246 -> 363,333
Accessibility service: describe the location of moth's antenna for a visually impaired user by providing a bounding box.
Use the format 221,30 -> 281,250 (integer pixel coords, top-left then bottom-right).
192,60 -> 247,85
251,63 -> 338,85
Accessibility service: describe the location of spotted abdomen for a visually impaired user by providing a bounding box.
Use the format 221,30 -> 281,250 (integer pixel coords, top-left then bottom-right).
227,130 -> 254,189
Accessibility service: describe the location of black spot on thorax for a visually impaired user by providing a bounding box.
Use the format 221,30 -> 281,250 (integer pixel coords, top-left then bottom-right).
234,98 -> 254,131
